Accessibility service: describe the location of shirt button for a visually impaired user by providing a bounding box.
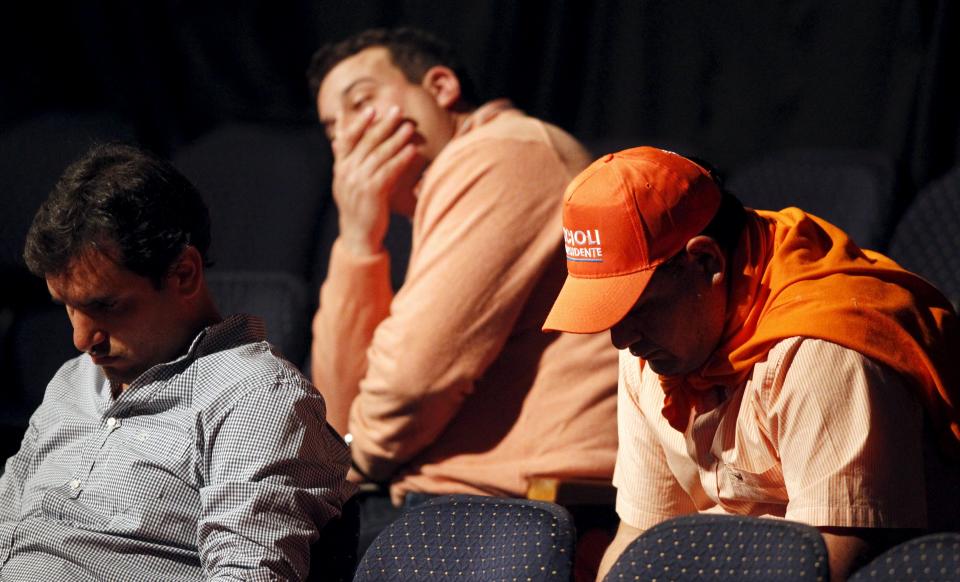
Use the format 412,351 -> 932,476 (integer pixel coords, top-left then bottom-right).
69,479 -> 81,489
106,417 -> 117,428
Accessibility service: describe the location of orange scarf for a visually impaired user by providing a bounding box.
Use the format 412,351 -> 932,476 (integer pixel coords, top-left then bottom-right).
660,208 -> 960,454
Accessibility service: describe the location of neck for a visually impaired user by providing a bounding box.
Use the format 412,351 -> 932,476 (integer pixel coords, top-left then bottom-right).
191,290 -> 223,333
113,291 -> 222,397
450,108 -> 474,136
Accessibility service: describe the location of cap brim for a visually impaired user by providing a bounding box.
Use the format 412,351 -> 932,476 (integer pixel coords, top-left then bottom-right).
542,269 -> 655,334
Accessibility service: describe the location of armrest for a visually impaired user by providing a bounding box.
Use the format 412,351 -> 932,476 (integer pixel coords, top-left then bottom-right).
526,476 -> 617,506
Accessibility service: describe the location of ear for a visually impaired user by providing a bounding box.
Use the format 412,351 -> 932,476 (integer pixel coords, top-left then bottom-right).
421,65 -> 461,110
166,246 -> 205,299
685,236 -> 726,287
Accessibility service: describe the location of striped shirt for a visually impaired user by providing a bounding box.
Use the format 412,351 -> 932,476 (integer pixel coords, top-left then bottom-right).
0,315 -> 354,581
614,337 -> 960,532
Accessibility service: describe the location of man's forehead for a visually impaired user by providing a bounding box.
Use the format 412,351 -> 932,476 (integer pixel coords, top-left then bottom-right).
319,47 -> 402,104
45,247 -> 132,303
329,46 -> 396,84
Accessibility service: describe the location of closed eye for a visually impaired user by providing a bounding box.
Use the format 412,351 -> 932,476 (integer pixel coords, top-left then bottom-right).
83,298 -> 120,315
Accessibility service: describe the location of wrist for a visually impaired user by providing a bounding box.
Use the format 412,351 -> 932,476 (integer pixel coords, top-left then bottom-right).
339,230 -> 385,258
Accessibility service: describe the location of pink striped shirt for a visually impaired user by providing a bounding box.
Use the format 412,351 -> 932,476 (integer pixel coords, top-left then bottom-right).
614,337 -> 960,531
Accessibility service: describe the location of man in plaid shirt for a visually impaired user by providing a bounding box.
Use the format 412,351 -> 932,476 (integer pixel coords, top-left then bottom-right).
0,143 -> 354,581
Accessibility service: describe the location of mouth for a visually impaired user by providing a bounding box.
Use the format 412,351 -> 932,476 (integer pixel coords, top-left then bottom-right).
629,345 -> 662,360
90,354 -> 118,366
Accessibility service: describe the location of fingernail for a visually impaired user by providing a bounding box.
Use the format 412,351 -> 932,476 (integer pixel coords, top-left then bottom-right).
387,105 -> 400,117
363,106 -> 375,118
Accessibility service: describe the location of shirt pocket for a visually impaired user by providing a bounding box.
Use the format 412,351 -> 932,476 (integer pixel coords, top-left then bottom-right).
98,420 -> 201,545
718,460 -> 788,507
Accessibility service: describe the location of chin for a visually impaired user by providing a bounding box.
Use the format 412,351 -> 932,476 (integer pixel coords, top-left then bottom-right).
647,357 -> 698,377
647,360 -> 678,376
101,366 -> 137,386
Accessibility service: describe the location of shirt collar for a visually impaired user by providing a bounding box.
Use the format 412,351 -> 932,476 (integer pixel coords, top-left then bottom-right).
453,98 -> 515,138
411,99 -> 516,200
189,314 -> 266,359
116,314 -> 266,393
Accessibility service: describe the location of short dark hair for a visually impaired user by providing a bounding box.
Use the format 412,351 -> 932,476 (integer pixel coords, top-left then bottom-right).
306,27 -> 481,108
23,143 -> 212,287
657,159 -> 747,275
686,156 -> 747,255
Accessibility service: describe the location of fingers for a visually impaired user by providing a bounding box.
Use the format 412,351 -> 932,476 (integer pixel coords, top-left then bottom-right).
372,142 -> 419,194
328,106 -> 420,257
334,105 -> 409,163
364,119 -> 415,171
332,106 -> 375,158
353,105 -> 408,162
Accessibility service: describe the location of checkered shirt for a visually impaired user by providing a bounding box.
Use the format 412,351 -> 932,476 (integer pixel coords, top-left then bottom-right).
0,315 -> 354,581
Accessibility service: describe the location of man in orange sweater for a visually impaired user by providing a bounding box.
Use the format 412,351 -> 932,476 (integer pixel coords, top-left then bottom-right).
306,28 -> 618,549
543,146 -> 960,581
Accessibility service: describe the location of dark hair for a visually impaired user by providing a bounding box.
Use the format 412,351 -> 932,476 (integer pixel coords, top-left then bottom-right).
306,27 -> 481,108
686,156 -> 747,255
658,158 -> 747,274
23,143 -> 212,287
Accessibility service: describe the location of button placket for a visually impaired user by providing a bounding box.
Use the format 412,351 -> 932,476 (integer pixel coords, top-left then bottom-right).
686,392 -> 728,506
67,478 -> 82,499
69,415 -> 124,498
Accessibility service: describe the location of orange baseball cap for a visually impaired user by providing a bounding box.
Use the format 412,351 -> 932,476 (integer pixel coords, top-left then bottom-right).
542,146 -> 721,334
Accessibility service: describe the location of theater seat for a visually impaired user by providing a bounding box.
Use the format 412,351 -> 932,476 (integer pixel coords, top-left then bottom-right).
354,494 -> 576,581
728,148 -> 898,251
850,532 -> 960,581
527,476 -> 618,582
172,122 -> 332,283
206,270 -> 311,370
0,111 -> 137,279
887,165 -> 960,309
603,514 -> 828,581
171,121 -> 411,293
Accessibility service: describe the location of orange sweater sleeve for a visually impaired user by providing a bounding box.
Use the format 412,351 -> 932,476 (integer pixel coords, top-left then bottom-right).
311,239 -> 394,434
343,138 -> 577,480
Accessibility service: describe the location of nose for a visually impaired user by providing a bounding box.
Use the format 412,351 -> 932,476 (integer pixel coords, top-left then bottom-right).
69,309 -> 108,354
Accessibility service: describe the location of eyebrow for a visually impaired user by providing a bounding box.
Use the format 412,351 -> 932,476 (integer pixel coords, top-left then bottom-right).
50,295 -> 118,309
340,77 -> 376,100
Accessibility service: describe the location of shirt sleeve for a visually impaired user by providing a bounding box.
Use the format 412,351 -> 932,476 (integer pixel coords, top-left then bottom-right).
311,239 -> 394,434
0,422 -> 38,522
766,338 -> 928,528
197,375 -> 353,581
341,139 -> 576,480
613,350 -> 698,530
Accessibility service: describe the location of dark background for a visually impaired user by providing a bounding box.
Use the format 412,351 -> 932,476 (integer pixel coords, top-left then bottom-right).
1,0 -> 959,457
0,0 -> 960,184
3,1 -> 958,185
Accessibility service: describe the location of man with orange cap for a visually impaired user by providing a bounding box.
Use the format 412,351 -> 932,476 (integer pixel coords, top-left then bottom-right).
542,146 -> 960,581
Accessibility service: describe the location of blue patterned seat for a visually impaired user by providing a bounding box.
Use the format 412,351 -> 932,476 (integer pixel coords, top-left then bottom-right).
850,532 -> 960,581
727,148 -> 898,251
353,494 -> 576,581
888,165 -> 960,310
205,270 -> 311,369
604,514 -> 828,581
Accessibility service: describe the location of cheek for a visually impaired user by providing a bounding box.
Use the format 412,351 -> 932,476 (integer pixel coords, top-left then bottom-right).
106,309 -> 157,353
644,309 -> 677,346
654,301 -> 702,357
